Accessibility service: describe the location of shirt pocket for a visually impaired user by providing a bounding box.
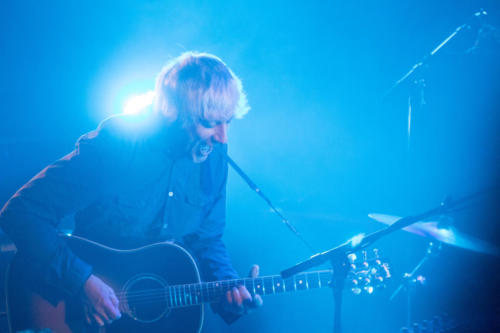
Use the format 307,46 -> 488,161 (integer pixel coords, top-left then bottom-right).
164,186 -> 212,238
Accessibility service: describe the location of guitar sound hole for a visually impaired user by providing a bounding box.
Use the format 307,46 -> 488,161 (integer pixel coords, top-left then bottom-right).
123,274 -> 170,323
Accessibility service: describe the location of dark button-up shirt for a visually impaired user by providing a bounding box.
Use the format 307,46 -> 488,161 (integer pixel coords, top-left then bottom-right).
0,112 -> 239,312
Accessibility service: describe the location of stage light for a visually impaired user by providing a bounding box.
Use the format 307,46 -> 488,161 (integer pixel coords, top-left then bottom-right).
350,233 -> 365,247
123,91 -> 155,114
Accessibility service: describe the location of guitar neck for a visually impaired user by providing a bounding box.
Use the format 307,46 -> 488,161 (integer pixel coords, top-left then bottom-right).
163,270 -> 333,308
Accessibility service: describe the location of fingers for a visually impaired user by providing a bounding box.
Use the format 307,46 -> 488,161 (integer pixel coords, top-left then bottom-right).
85,299 -> 121,327
232,287 -> 242,306
103,302 -> 121,322
84,306 -> 92,325
238,285 -> 252,303
248,264 -> 260,278
95,314 -> 106,327
106,294 -> 121,320
253,294 -> 264,308
83,275 -> 122,326
221,265 -> 263,316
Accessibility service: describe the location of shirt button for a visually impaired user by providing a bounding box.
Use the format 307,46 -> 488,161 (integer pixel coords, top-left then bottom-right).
168,191 -> 174,197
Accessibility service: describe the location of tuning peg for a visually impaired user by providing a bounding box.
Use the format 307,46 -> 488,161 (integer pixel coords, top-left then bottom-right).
351,287 -> 362,295
415,275 -> 426,286
363,285 -> 374,294
381,263 -> 391,278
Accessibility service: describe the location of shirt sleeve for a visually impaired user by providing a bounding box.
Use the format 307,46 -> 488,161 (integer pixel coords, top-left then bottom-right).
0,124 -> 126,301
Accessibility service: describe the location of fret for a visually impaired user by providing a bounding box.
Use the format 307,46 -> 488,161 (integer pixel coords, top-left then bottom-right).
194,283 -> 200,304
244,278 -> 254,294
273,275 -> 285,293
167,286 -> 173,308
205,282 -> 211,301
202,283 -> 209,303
228,279 -> 236,290
186,284 -> 192,305
284,274 -> 295,291
182,285 -> 187,306
173,286 -> 178,307
319,271 -> 332,288
191,284 -> 196,305
208,282 -> 215,300
253,277 -> 264,295
235,279 -> 244,294
263,277 -> 274,295
213,281 -> 220,299
161,270 -> 333,309
295,273 -> 307,291
220,281 -> 228,298
185,285 -> 190,305
170,286 -> 175,307
308,271 -> 320,289
177,285 -> 183,306
181,285 -> 186,306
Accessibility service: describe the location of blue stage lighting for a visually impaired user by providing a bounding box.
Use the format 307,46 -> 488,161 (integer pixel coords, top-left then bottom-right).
123,91 -> 155,114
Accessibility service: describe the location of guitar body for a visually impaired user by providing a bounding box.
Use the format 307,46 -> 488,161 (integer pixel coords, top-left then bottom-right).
6,236 -> 204,333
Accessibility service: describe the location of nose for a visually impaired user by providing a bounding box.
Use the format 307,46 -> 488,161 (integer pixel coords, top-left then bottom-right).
213,122 -> 228,144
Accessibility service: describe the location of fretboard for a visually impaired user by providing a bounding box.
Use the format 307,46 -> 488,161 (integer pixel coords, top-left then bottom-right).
163,270 -> 333,309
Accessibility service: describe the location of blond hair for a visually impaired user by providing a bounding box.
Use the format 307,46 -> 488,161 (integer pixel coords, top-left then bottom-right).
154,52 -> 250,125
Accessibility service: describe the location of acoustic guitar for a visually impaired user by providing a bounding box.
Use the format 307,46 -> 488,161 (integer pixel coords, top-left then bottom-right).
6,235 -> 389,333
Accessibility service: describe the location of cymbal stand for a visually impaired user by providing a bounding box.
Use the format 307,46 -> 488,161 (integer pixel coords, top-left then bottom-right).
390,242 -> 442,329
280,187 -> 492,333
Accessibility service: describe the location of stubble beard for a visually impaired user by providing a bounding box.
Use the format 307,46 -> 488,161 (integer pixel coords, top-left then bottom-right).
191,139 -> 213,163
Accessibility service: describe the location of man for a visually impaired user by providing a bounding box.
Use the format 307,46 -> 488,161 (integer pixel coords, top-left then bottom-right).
0,52 -> 262,328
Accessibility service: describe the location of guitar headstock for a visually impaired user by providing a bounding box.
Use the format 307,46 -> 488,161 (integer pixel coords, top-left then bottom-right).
347,248 -> 391,295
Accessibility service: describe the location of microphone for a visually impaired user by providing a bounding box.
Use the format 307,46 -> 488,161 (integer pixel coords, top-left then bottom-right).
473,8 -> 488,18
466,8 -> 500,54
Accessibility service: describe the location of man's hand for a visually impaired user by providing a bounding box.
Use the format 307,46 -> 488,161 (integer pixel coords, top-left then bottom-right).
223,264 -> 264,315
82,274 -> 121,327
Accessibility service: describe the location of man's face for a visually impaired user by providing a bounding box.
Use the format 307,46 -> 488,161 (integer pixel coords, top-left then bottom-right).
189,112 -> 231,163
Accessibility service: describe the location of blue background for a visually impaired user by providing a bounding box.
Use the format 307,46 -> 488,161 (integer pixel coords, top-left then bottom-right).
1,1 -> 499,332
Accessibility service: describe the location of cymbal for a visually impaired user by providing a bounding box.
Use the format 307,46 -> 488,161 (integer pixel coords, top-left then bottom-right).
368,213 -> 500,256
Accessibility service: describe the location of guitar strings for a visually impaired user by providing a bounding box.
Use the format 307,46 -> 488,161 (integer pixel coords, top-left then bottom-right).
113,273 -> 332,307
114,271 -> 332,300
114,272 -> 329,300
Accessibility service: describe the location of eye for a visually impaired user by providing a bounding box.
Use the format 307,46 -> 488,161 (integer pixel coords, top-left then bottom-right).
199,118 -> 216,129
199,117 -> 232,129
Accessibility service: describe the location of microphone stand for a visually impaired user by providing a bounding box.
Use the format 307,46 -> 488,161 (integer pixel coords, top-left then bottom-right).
383,9 -> 487,154
223,152 -> 316,253
280,187 -> 494,333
